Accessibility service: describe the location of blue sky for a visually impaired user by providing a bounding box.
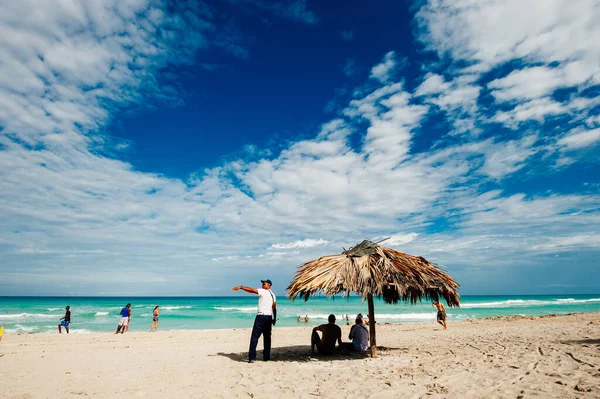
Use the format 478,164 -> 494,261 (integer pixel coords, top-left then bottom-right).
0,0 -> 599,296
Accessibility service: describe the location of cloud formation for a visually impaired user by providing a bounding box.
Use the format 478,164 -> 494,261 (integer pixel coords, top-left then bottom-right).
0,0 -> 598,295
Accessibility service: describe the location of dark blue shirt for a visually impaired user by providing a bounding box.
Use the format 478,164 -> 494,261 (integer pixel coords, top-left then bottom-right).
121,307 -> 130,317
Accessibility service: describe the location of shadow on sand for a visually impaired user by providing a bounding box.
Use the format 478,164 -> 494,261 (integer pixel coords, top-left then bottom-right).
214,345 -> 374,363
560,338 -> 600,346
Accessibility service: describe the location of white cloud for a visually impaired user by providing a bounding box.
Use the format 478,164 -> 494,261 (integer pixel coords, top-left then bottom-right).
458,192 -> 599,228
586,115 -> 600,128
492,98 -> 566,126
415,72 -> 480,135
531,234 -> 600,251
385,233 -> 418,246
488,63 -> 593,101
370,51 -> 398,83
212,256 -> 239,262
415,73 -> 449,96
404,192 -> 600,268
557,128 -> 600,150
0,0 -> 210,145
269,239 -> 329,250
417,0 -> 600,71
417,0 -> 600,132
342,58 -> 357,78
480,136 -> 539,179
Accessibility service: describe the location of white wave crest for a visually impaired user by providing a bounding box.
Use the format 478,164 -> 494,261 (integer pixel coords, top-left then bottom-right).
462,298 -> 600,309
95,312 -> 109,316
0,313 -> 61,319
555,298 -> 600,304
296,313 -> 440,321
161,306 -> 192,310
14,324 -> 37,332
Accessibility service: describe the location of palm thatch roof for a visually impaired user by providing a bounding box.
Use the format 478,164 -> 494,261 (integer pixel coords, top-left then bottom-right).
287,240 -> 460,307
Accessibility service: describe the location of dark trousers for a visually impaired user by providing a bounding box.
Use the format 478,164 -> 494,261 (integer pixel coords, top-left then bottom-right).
311,330 -> 333,355
249,315 -> 272,361
311,330 -> 348,355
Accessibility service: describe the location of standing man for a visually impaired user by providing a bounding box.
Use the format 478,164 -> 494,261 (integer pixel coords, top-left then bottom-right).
232,279 -> 276,363
58,306 -> 71,334
125,307 -> 132,332
433,301 -> 447,330
115,303 -> 132,334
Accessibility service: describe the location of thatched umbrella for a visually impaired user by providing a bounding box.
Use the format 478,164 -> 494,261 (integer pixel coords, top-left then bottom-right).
286,239 -> 460,358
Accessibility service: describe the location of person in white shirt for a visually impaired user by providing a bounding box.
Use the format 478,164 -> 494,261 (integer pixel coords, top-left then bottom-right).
232,279 -> 277,363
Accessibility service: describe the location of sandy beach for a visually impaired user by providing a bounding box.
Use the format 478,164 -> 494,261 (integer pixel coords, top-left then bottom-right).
1,312 -> 599,398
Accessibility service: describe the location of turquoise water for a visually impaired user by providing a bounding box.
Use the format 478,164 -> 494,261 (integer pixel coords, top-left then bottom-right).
1,295 -> 599,334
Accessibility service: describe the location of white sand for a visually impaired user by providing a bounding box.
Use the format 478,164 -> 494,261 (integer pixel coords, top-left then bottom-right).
1,312 -> 599,398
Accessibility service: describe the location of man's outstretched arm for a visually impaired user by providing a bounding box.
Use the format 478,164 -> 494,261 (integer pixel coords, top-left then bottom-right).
232,285 -> 259,294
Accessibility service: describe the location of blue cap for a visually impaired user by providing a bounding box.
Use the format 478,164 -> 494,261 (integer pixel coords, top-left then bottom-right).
261,279 -> 273,286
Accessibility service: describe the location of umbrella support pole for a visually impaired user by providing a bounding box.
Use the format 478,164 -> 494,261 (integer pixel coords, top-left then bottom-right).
367,294 -> 377,358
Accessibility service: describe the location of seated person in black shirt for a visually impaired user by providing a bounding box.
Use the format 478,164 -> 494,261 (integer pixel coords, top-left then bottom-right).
311,314 -> 343,355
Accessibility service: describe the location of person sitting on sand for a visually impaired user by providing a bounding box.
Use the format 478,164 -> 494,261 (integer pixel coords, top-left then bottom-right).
304,315 -> 309,323
433,301 -> 447,330
115,303 -> 131,334
150,305 -> 159,332
311,314 -> 343,356
348,315 -> 369,351
58,306 -> 71,334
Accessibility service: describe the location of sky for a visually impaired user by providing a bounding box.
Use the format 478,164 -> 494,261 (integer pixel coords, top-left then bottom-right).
0,0 -> 599,297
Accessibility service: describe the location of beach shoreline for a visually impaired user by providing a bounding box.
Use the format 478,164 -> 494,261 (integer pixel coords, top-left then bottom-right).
2,310 -> 597,335
1,312 -> 599,398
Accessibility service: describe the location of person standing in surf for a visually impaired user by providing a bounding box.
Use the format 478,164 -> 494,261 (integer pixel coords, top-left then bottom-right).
58,306 -> 71,334
433,301 -> 447,330
232,279 -> 276,363
125,308 -> 132,332
115,303 -> 131,334
150,305 -> 160,332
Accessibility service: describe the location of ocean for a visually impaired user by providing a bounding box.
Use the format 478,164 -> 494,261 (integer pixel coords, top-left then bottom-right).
1,294 -> 599,334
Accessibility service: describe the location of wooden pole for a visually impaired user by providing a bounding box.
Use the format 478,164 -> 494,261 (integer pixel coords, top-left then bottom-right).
367,294 -> 377,358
